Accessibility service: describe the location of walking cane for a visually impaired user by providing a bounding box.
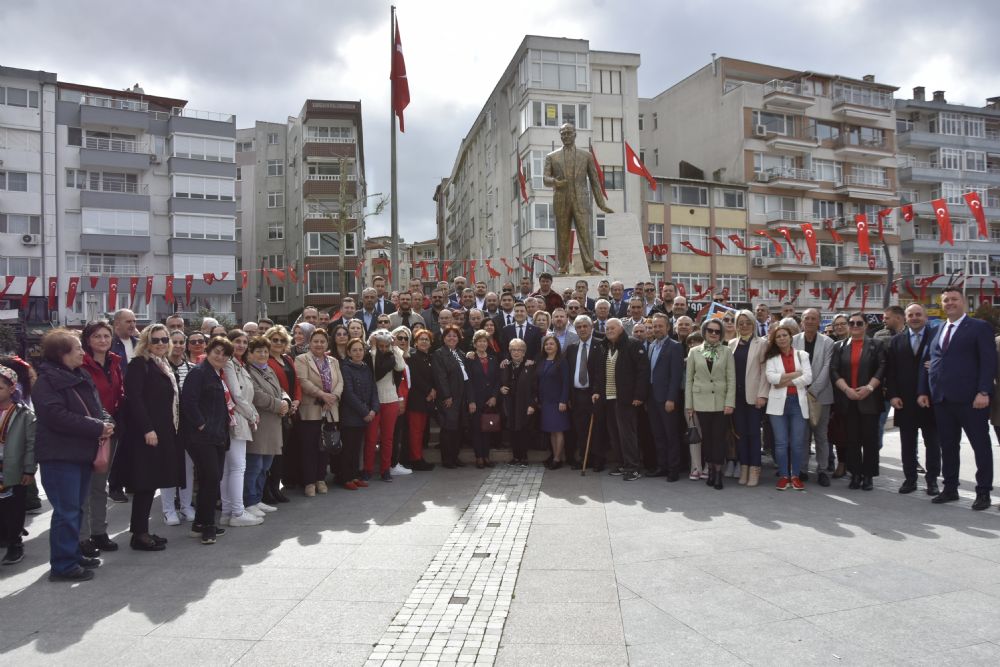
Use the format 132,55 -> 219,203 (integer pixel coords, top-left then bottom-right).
580,414 -> 595,476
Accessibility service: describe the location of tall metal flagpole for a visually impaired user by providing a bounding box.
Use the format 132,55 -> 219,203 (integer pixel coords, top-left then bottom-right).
389,5 -> 400,291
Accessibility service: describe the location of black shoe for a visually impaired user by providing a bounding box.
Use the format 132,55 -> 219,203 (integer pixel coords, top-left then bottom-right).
932,488 -> 959,504
799,471 -> 809,483
609,467 -> 625,476
623,471 -> 642,482
714,474 -> 724,490
78,556 -> 101,569
898,480 -> 918,494
647,468 -> 668,478
861,477 -> 873,491
848,475 -> 861,490
49,566 -> 94,582
273,489 -> 290,503
200,529 -> 217,545
90,533 -> 119,552
189,524 -> 226,538
149,534 -> 168,546
972,492 -> 992,511
409,460 -> 435,471
2,545 -> 24,565
706,469 -> 716,487
666,472 -> 679,482
818,472 -> 831,488
131,534 -> 166,551
108,488 -> 128,503
79,538 -> 100,558
261,487 -> 277,504
926,481 -> 940,496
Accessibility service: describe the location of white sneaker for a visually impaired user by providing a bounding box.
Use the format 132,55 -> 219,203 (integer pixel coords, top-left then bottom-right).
163,511 -> 180,526
179,507 -> 196,522
219,515 -> 231,526
390,463 -> 413,476
244,505 -> 266,518
253,502 -> 277,513
229,512 -> 264,527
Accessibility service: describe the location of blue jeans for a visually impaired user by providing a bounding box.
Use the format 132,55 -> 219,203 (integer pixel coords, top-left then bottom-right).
244,454 -> 274,507
733,399 -> 763,466
770,398 -> 807,478
39,461 -> 92,575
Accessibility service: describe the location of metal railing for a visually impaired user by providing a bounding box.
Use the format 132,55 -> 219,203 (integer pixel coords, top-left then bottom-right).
304,136 -> 355,144
150,111 -> 171,121
77,264 -> 146,276
845,174 -> 891,188
305,174 -> 358,181
82,181 -> 149,195
840,257 -> 887,269
171,107 -> 235,123
83,136 -> 147,153
832,87 -> 894,110
763,79 -> 810,97
80,94 -> 149,113
762,255 -> 818,267
833,135 -> 889,151
756,167 -> 817,183
765,210 -> 808,223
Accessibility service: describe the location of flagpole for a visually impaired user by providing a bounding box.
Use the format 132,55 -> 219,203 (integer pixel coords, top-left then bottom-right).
621,139 -> 628,214
389,5 -> 400,291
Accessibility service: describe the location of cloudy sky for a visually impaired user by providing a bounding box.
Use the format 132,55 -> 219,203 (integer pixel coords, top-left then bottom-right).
4,0 -> 998,243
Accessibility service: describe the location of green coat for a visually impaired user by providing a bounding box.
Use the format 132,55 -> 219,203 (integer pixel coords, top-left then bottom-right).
2,404 -> 37,487
685,344 -> 737,413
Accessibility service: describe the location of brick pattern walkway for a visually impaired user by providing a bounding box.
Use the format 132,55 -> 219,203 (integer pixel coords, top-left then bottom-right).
366,465 -> 544,666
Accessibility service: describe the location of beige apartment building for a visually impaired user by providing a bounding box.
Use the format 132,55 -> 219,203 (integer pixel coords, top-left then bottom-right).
641,57 -> 901,312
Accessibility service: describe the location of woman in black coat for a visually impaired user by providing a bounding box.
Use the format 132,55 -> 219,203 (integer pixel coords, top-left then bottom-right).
467,330 -> 501,468
432,325 -> 469,468
122,324 -> 183,551
180,337 -> 234,544
405,330 -> 436,471
500,338 -> 537,466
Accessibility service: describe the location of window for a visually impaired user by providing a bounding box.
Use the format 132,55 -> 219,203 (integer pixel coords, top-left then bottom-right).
308,270 -> 339,294
811,159 -> 842,184
519,49 -> 589,92
0,127 -> 40,151
235,167 -> 241,181
305,126 -> 354,141
715,189 -> 744,209
0,171 -> 39,192
718,232 -> 745,256
638,114 -> 644,131
595,213 -> 606,238
596,117 -> 622,142
653,149 -> 659,166
1,87 -> 39,108
0,256 -> 42,277
965,150 -> 987,172
671,225 -> 709,252
934,112 -> 963,136
936,148 -> 963,170
0,213 -> 41,235
264,254 -> 285,269
812,120 -> 840,141
847,164 -> 888,187
753,153 -> 794,176
897,260 -> 920,276
752,110 -> 790,135
532,202 -> 555,230
964,115 -> 986,138
653,113 -> 658,130
645,179 -> 663,202
172,135 -> 235,162
267,132 -> 280,145
267,222 -> 284,240
172,214 -> 236,240
306,231 -> 358,256
715,275 -> 746,299
267,191 -> 284,208
266,159 -> 283,176
66,168 -> 87,189
818,243 -> 841,269
647,223 -> 664,246
268,285 -> 285,303
603,166 -> 624,190
173,175 -> 235,201
86,171 -> 138,193
65,252 -> 140,275
82,209 -> 149,236
523,101 -> 590,130
236,140 -> 254,152
670,273 -> 711,298
595,69 -> 622,94
526,150 -> 545,189
671,185 -> 708,206
173,254 -> 236,278
813,199 -> 844,221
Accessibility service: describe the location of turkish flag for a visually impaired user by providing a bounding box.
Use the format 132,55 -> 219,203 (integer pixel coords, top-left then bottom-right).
184,274 -> 194,306
931,198 -> 955,245
20,276 -> 37,311
801,223 -> 818,264
517,154 -> 529,204
823,218 -> 843,243
728,234 -> 760,252
107,277 -> 119,312
468,259 -> 477,284
485,260 -> 501,279
67,276 -> 80,309
128,276 -> 139,306
164,275 -> 175,305
500,258 -> 515,275
963,192 -> 988,239
708,235 -> 727,252
48,277 -> 58,310
0,275 -> 14,299
877,208 -> 892,241
391,19 -> 410,132
203,273 -> 216,286
589,144 -> 608,199
809,287 -> 821,298
754,230 -> 783,255
624,142 -> 655,190
861,284 -> 870,312
145,276 -> 154,305
238,270 -> 248,289
827,287 -> 843,311
855,214 -> 871,256
777,227 -> 802,261
89,276 -> 99,289
271,268 -> 286,282
680,241 -> 712,257
843,284 -> 857,309
900,204 -> 914,223
677,283 -> 686,297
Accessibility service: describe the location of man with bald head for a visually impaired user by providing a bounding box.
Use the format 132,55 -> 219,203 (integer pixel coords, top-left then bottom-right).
596,318 -> 649,481
793,308 -> 836,486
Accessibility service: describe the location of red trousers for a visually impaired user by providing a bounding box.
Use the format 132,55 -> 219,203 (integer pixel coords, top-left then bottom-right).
407,411 -> 429,461
364,401 -> 399,475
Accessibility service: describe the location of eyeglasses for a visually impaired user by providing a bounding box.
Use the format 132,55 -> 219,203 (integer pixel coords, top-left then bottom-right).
644,288 -> 655,292
395,335 -> 409,341
722,318 -> 734,323
378,319 -> 390,324
189,339 -> 206,345
335,331 -> 348,337
705,328 -> 722,335
269,338 -> 285,344
849,321 -> 866,327
150,337 -> 170,344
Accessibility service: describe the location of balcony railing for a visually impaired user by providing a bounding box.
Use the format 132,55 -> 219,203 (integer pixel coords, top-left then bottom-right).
75,264 -> 145,276
304,136 -> 355,144
80,94 -> 149,113
833,88 -> 894,110
83,136 -> 147,153
986,129 -> 1000,141
833,135 -> 890,151
763,79 -> 810,97
845,175 -> 891,188
171,107 -> 235,123
305,174 -> 357,181
840,257 -> 887,269
756,167 -> 816,183
81,181 -> 149,195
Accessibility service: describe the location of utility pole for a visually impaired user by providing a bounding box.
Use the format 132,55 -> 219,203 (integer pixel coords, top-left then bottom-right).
337,156 -> 351,300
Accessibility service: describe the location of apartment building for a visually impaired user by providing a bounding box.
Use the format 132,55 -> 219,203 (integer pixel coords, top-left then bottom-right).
440,36 -> 641,285
408,238 -> 440,292
896,88 -> 1000,300
1,65 -> 237,326
641,57 -> 900,312
234,100 -> 366,323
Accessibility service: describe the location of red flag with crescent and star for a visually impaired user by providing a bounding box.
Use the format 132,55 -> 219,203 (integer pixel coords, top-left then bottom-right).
145,276 -> 154,305
800,223 -> 818,264
754,230 -> 783,255
239,270 -> 249,289
48,277 -> 58,310
390,18 -> 410,132
963,192 -> 988,239
877,209 -> 892,242
67,276 -> 80,308
900,204 -> 914,223
164,275 -> 175,304
823,218 -> 843,243
776,227 -> 803,261
624,142 -> 655,190
680,241 -> 712,257
517,154 -> 529,204
931,198 -> 955,245
20,276 -> 36,311
128,276 -> 139,306
107,277 -> 119,312
184,275 -> 194,307
729,234 -> 760,252
854,214 -> 871,256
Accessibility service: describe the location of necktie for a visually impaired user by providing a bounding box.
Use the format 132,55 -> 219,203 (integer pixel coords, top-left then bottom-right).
910,330 -> 920,355
375,301 -> 382,315
578,342 -> 589,387
599,320 -> 605,333
402,313 -> 410,327
517,325 -> 523,340
759,323 -> 766,337
941,323 -> 953,353
507,314 -> 512,325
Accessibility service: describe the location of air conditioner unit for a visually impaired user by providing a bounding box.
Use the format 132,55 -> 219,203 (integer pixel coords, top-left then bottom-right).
752,257 -> 765,267
150,155 -> 161,164
754,124 -> 769,137
21,233 -> 40,246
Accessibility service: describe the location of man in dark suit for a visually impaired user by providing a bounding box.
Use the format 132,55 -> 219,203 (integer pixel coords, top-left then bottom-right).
327,296 -> 358,331
358,288 -> 380,335
918,287 -> 997,510
109,308 -> 139,503
565,315 -> 605,471
595,318 -> 649,481
887,303 -> 941,496
371,275 -> 396,316
421,288 -> 448,340
500,302 -> 542,361
608,281 -> 629,318
575,279 -> 597,314
646,313 -> 684,480
493,292 -> 517,331
591,299 -> 612,342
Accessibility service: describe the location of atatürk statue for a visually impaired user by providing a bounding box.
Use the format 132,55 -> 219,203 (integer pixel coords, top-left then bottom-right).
543,123 -> 613,275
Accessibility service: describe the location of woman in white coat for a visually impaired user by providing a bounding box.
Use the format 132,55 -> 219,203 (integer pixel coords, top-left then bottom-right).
222,329 -> 261,527
764,323 -> 812,491
728,310 -> 770,486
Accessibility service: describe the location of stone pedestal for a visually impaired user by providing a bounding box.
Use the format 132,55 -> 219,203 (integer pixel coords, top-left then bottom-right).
551,212 -> 650,295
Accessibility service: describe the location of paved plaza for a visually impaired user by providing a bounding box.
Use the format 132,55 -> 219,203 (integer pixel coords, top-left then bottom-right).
2,429 -> 1000,666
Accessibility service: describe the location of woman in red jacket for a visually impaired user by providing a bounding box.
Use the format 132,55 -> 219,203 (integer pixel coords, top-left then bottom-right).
79,319 -> 125,556
264,326 -> 302,502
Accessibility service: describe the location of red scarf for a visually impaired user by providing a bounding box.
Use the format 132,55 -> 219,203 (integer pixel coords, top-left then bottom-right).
218,369 -> 236,426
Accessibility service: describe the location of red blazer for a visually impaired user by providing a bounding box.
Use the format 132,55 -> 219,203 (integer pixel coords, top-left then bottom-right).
82,352 -> 125,417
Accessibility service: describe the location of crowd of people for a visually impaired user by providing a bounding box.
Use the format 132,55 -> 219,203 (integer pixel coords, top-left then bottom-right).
0,271 -> 997,583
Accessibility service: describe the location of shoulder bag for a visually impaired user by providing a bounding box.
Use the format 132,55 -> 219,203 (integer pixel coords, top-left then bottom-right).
73,389 -> 111,473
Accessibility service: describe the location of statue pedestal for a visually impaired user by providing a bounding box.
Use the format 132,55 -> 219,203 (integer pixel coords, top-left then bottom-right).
552,212 -> 650,295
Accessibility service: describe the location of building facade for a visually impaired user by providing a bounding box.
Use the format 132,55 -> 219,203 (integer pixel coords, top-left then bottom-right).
440,36 -> 641,286
641,57 -> 900,313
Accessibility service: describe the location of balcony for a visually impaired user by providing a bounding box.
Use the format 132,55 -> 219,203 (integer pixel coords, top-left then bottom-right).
765,128 -> 820,154
897,129 -> 1000,152
828,215 -> 898,236
167,107 -> 235,139
757,255 -> 820,273
836,256 -> 887,275
73,264 -> 147,277
910,199 -> 1000,220
901,233 -> 1000,256
833,135 -> 894,160
754,167 -> 819,190
79,94 -> 150,131
762,79 -> 815,111
302,174 -> 358,198
897,160 -> 1000,187
764,209 -> 814,230
831,89 -> 894,119
80,183 -> 151,212
833,175 -> 896,201
303,139 -> 357,162
80,136 -> 153,171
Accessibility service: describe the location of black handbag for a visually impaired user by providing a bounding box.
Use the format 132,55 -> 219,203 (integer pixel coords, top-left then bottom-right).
320,416 -> 342,455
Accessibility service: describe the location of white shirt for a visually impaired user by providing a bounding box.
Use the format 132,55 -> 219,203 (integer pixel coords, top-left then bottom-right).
119,336 -> 135,361
938,314 -> 966,349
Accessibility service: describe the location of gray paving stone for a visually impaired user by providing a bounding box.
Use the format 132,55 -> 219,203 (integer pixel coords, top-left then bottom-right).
494,643 -> 629,666
237,640 -> 372,666
503,601 -> 624,645
511,568 -> 618,603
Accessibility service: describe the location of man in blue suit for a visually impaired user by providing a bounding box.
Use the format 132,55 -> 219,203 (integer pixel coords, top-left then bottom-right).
500,302 -> 542,361
918,287 -> 997,510
646,313 -> 685,481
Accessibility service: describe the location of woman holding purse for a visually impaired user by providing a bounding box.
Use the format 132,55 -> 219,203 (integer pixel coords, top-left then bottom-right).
764,323 -> 813,491
294,329 -> 343,496
467,330 -> 501,469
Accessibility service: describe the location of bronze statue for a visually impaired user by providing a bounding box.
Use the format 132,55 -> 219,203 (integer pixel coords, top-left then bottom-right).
543,123 -> 613,275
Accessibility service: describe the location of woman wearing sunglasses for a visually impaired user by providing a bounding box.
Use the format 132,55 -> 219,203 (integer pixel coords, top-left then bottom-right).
186,333 -> 207,362
728,310 -> 769,487
162,330 -> 196,525
685,319 -> 736,489
830,313 -> 886,491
